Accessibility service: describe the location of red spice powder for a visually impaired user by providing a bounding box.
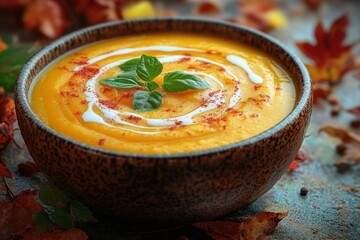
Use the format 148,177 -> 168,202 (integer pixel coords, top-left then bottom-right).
276,86 -> 283,91
80,100 -> 87,105
58,66 -> 72,72
187,65 -> 200,71
73,111 -> 81,116
98,138 -> 106,145
99,99 -> 118,109
74,66 -> 100,79
250,113 -> 259,118
127,115 -> 141,123
175,120 -> 183,126
254,85 -> 262,91
101,87 -> 114,94
226,108 -> 244,117
178,57 -> 191,63
183,52 -> 192,56
206,50 -> 222,56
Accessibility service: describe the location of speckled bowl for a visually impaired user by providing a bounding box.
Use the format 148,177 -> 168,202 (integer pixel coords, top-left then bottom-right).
15,18 -> 312,225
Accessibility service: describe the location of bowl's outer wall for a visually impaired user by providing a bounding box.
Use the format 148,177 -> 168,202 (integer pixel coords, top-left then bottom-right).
15,18 -> 312,224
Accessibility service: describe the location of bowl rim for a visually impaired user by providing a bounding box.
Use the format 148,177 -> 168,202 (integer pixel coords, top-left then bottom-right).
16,17 -> 312,159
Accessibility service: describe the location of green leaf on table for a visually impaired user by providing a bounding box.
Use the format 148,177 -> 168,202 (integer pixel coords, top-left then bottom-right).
120,58 -> 140,72
0,36 -> 38,93
100,72 -> 142,89
132,90 -> 162,111
69,200 -> 96,223
33,211 -> 54,232
51,208 -> 75,230
136,54 -> 163,82
39,185 -> 71,208
162,71 -> 210,92
145,81 -> 159,91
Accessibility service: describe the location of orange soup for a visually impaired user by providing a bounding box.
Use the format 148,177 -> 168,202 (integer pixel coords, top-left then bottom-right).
30,32 -> 296,154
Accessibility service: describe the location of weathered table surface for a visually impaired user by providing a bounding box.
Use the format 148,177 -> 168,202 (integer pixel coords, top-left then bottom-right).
1,0 -> 360,239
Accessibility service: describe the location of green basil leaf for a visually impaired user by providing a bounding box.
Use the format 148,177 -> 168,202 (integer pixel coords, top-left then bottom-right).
69,200 -> 96,223
145,81 -> 159,91
120,58 -> 140,72
39,185 -> 70,209
132,90 -> 162,112
100,73 -> 142,89
162,71 -> 210,92
51,208 -> 75,230
33,211 -> 54,232
136,54 -> 163,82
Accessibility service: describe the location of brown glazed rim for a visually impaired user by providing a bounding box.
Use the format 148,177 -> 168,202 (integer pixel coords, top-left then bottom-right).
16,17 -> 311,159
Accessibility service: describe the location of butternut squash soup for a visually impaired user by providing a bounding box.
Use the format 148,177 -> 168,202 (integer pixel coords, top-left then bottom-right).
30,32 -> 296,154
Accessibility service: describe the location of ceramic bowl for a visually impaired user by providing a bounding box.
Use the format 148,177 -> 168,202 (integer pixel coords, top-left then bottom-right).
15,18 -> 312,225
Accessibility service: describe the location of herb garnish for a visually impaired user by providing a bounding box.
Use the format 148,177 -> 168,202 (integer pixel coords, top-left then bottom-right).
100,54 -> 210,111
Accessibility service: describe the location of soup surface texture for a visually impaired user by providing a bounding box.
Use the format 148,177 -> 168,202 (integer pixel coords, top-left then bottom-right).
30,32 -> 296,154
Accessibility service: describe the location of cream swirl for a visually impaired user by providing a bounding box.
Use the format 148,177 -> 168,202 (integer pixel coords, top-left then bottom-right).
73,46 -> 262,134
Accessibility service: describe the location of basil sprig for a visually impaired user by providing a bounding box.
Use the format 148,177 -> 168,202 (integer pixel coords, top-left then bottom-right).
100,54 -> 210,111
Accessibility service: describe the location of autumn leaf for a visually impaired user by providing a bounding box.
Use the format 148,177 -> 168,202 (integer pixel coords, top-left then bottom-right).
289,150 -> 307,172
320,123 -> 360,169
346,106 -> 360,117
193,211 -> 288,240
0,87 -> 16,150
0,38 -> 7,52
195,0 -> 221,15
0,161 -> 13,179
319,124 -> 360,147
238,211 -> 288,239
302,0 -> 323,10
0,36 -> 38,93
230,0 -> 287,32
22,0 -> 67,39
22,228 -> 88,240
0,190 -> 42,239
296,14 -> 360,84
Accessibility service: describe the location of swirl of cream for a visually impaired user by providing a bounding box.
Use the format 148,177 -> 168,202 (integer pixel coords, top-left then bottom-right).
76,46 -> 261,134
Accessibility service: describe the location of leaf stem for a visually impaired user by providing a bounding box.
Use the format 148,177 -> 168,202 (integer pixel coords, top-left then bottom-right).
3,176 -> 15,200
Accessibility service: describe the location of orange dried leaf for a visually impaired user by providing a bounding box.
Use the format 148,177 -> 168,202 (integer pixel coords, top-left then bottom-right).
0,190 -> 42,239
195,0 -> 221,15
193,211 -> 288,240
347,106 -> 360,117
0,161 -> 13,179
0,87 -> 16,151
296,14 -> 360,83
288,161 -> 300,172
289,150 -> 307,172
302,0 -> 323,10
232,0 -> 285,32
239,211 -> 288,240
335,149 -> 360,167
0,39 -> 7,52
23,228 -> 88,240
319,124 -> 360,147
22,0 -> 67,39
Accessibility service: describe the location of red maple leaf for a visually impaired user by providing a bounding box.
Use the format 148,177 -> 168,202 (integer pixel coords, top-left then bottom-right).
193,211 -> 288,239
289,150 -> 307,172
22,0 -> 68,39
0,190 -> 42,239
0,87 -> 16,151
347,106 -> 360,117
0,161 -> 13,179
296,14 -> 360,84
